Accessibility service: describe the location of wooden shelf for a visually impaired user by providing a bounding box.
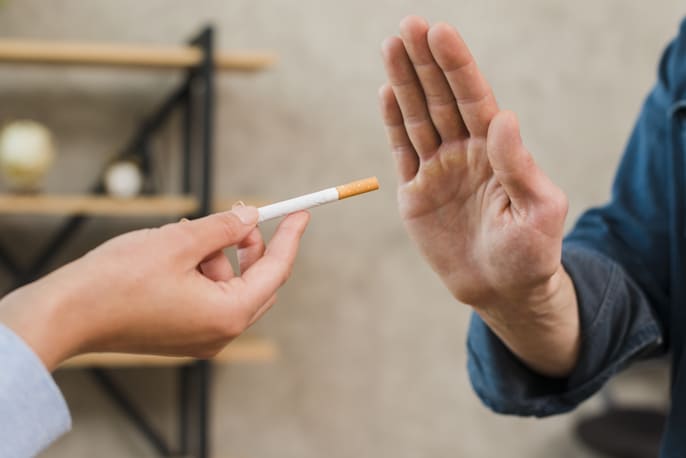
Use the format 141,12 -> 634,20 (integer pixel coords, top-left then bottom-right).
60,336 -> 278,369
213,196 -> 271,211
0,39 -> 276,71
0,194 -> 272,216
0,194 -> 198,216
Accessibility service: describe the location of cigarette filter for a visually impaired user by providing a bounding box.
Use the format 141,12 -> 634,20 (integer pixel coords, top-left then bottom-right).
257,176 -> 379,223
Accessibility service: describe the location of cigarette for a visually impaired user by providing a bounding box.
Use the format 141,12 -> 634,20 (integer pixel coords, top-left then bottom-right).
257,176 -> 379,223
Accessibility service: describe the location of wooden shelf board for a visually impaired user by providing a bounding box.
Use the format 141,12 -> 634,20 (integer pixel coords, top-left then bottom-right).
0,194 -> 273,217
0,194 -> 199,216
60,337 -> 278,369
212,196 -> 271,211
0,39 -> 276,71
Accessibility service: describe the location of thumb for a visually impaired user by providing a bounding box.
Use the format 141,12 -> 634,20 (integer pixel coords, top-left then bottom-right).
179,206 -> 259,260
486,110 -> 543,208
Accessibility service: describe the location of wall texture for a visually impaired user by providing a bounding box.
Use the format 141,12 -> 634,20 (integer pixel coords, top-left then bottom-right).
0,1 -> 683,457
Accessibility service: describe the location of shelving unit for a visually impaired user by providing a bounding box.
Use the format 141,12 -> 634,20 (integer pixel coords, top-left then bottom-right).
0,26 -> 274,458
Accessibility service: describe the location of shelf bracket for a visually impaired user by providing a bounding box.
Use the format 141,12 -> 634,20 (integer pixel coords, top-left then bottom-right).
0,24 -> 218,458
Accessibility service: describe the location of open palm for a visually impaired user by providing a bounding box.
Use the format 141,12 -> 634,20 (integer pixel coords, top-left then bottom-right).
380,17 -> 568,309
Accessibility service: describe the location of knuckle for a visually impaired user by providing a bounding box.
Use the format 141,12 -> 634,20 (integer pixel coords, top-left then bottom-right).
163,223 -> 198,255
220,313 -> 250,339
520,151 -> 535,170
392,145 -> 415,159
274,259 -> 293,286
214,212 -> 242,240
378,83 -> 391,100
403,111 -> 430,126
547,190 -> 569,219
426,93 -> 455,109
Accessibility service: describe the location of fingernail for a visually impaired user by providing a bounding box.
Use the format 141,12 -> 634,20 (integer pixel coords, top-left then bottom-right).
231,206 -> 258,224
179,217 -> 189,223
231,200 -> 246,209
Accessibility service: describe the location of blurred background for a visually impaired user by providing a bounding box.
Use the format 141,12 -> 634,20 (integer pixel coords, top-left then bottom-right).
0,0 -> 683,456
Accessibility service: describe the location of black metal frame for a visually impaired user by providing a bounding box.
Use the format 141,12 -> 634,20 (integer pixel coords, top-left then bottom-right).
0,26 -> 217,457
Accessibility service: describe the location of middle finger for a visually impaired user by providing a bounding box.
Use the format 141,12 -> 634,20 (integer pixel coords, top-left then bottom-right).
382,36 -> 441,159
399,16 -> 468,142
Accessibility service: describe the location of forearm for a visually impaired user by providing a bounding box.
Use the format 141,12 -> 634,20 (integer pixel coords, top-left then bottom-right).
474,265 -> 580,378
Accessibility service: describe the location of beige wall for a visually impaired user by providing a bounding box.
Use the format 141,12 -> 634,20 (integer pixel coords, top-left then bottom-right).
0,1 -> 683,456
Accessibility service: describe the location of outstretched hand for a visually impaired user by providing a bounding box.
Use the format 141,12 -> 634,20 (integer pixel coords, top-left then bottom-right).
0,206 -> 309,371
380,16 -> 568,310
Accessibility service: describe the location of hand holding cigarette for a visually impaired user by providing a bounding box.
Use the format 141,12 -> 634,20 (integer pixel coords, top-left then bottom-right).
257,176 -> 379,223
0,207 -> 310,372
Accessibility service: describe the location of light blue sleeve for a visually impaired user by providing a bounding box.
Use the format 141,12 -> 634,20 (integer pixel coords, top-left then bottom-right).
0,323 -> 71,457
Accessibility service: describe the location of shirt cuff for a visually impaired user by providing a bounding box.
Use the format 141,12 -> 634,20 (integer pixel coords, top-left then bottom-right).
0,322 -> 71,457
466,244 -> 664,417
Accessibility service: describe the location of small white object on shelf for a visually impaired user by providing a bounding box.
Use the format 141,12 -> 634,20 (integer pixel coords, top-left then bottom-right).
0,120 -> 56,191
104,160 -> 143,198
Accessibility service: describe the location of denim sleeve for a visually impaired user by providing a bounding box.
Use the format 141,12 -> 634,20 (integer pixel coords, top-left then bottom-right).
467,245 -> 663,417
466,19 -> 686,417
0,323 -> 71,457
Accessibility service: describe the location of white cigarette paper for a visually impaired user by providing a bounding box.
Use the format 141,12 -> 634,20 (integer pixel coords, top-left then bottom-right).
257,176 -> 379,223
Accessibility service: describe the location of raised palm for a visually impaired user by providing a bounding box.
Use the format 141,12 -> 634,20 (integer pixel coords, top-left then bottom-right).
381,17 -> 568,309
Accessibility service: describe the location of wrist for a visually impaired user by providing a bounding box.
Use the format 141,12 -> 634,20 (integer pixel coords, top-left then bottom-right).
0,262 -> 89,371
476,264 -> 569,325
475,265 -> 580,377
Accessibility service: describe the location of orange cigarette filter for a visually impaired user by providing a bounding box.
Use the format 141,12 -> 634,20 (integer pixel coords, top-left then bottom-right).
336,176 -> 380,199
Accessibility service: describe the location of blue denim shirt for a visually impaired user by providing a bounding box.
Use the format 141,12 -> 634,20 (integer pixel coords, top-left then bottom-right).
467,19 -> 686,457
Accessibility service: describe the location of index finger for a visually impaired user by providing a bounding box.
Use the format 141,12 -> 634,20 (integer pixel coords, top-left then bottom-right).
427,23 -> 498,137
169,207 -> 258,263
